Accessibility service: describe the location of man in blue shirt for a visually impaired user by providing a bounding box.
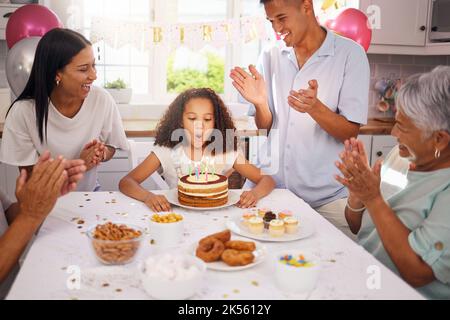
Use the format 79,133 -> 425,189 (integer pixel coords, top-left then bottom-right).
230,0 -> 369,238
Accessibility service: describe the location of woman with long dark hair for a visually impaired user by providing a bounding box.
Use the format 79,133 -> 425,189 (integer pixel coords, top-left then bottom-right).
0,28 -> 128,191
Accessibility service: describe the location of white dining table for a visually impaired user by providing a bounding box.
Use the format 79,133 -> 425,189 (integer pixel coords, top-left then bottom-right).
7,189 -> 423,300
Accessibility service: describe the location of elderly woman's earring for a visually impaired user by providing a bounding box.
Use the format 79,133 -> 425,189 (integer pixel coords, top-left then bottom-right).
435,149 -> 441,159
56,79 -> 60,86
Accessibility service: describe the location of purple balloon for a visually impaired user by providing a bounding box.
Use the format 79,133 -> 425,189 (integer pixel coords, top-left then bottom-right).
6,4 -> 63,49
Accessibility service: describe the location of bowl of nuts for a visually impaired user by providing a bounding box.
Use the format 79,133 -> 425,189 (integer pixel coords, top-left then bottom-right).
87,222 -> 144,265
149,213 -> 184,247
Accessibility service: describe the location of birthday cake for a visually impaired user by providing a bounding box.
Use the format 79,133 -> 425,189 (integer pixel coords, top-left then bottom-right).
178,173 -> 228,207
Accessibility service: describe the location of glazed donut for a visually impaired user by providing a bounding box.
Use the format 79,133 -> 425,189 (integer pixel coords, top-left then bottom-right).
221,249 -> 255,266
196,237 -> 225,262
209,230 -> 231,243
225,240 -> 256,251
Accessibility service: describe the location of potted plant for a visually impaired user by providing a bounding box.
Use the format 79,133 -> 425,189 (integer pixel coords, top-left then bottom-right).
104,78 -> 132,104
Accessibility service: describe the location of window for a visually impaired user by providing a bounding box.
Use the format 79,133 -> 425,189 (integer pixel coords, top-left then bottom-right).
65,0 -> 358,104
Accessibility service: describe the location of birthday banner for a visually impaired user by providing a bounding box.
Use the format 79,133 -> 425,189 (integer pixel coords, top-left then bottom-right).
90,16 -> 267,51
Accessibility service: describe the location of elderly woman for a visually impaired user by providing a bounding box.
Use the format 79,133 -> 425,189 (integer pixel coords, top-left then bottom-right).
335,66 -> 450,300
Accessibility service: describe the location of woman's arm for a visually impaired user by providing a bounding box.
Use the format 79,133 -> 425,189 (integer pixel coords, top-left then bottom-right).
337,142 -> 435,287
232,153 -> 276,208
344,196 -> 364,235
365,196 -> 435,287
119,152 -> 171,212
1,156 -> 67,283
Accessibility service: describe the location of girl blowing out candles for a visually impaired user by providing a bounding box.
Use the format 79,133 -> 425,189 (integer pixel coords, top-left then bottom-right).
119,88 -> 275,212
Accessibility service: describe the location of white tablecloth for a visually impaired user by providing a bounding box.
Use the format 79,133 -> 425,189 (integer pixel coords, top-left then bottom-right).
7,189 -> 423,300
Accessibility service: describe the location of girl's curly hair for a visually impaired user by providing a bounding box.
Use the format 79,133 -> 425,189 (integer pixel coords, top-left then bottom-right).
154,88 -> 237,153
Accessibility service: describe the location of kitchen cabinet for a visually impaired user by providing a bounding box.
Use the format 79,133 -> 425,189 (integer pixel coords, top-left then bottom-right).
0,139 -> 18,201
0,88 -> 11,123
97,149 -> 130,192
370,135 -> 397,165
360,0 -> 429,46
97,137 -> 160,192
360,0 -> 450,54
249,134 -> 397,169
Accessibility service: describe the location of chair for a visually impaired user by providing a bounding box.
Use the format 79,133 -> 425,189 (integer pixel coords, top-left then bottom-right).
128,139 -> 170,190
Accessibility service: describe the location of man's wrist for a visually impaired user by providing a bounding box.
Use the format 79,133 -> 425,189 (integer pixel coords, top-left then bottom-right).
307,99 -> 325,117
254,100 -> 269,111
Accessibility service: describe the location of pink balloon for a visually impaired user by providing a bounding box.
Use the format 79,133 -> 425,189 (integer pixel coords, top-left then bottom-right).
6,4 -> 63,49
326,8 -> 372,52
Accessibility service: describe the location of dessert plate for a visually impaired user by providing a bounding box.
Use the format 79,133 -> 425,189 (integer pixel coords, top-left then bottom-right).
190,237 -> 267,272
226,214 -> 315,242
165,189 -> 241,211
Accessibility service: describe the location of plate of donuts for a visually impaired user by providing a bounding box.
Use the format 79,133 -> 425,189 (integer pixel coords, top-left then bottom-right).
192,230 -> 267,271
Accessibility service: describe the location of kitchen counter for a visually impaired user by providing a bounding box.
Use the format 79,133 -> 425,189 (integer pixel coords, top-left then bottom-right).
359,118 -> 395,135
0,117 -> 395,139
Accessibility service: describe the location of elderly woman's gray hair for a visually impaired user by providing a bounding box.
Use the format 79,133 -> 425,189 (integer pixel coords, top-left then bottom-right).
396,65 -> 450,138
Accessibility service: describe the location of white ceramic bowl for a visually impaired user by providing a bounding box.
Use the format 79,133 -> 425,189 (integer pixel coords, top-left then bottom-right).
139,254 -> 206,300
274,250 -> 320,294
149,214 -> 184,247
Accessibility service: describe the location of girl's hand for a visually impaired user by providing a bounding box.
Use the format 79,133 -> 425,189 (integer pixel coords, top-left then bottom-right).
144,193 -> 171,212
236,190 -> 258,208
230,65 -> 267,107
335,139 -> 383,204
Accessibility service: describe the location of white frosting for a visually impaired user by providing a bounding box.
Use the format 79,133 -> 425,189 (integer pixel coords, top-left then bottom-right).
178,174 -> 228,191
249,217 -> 263,224
270,219 -> 284,227
179,191 -> 227,198
283,217 -> 298,225
186,174 -> 220,183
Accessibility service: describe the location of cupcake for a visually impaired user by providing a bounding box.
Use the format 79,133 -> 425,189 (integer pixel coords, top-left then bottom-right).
248,217 -> 264,235
269,219 -> 285,237
258,208 -> 271,218
283,217 -> 299,234
278,210 -> 293,220
263,211 -> 277,229
242,212 -> 256,227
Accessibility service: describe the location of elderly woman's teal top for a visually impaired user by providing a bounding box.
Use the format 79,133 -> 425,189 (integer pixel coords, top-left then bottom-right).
358,158 -> 450,300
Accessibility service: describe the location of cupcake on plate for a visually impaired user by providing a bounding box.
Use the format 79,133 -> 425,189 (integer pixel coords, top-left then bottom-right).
258,208 -> 271,218
263,211 -> 277,229
269,219 -> 285,237
242,211 -> 256,227
283,217 -> 299,234
278,210 -> 293,220
248,217 -> 264,235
